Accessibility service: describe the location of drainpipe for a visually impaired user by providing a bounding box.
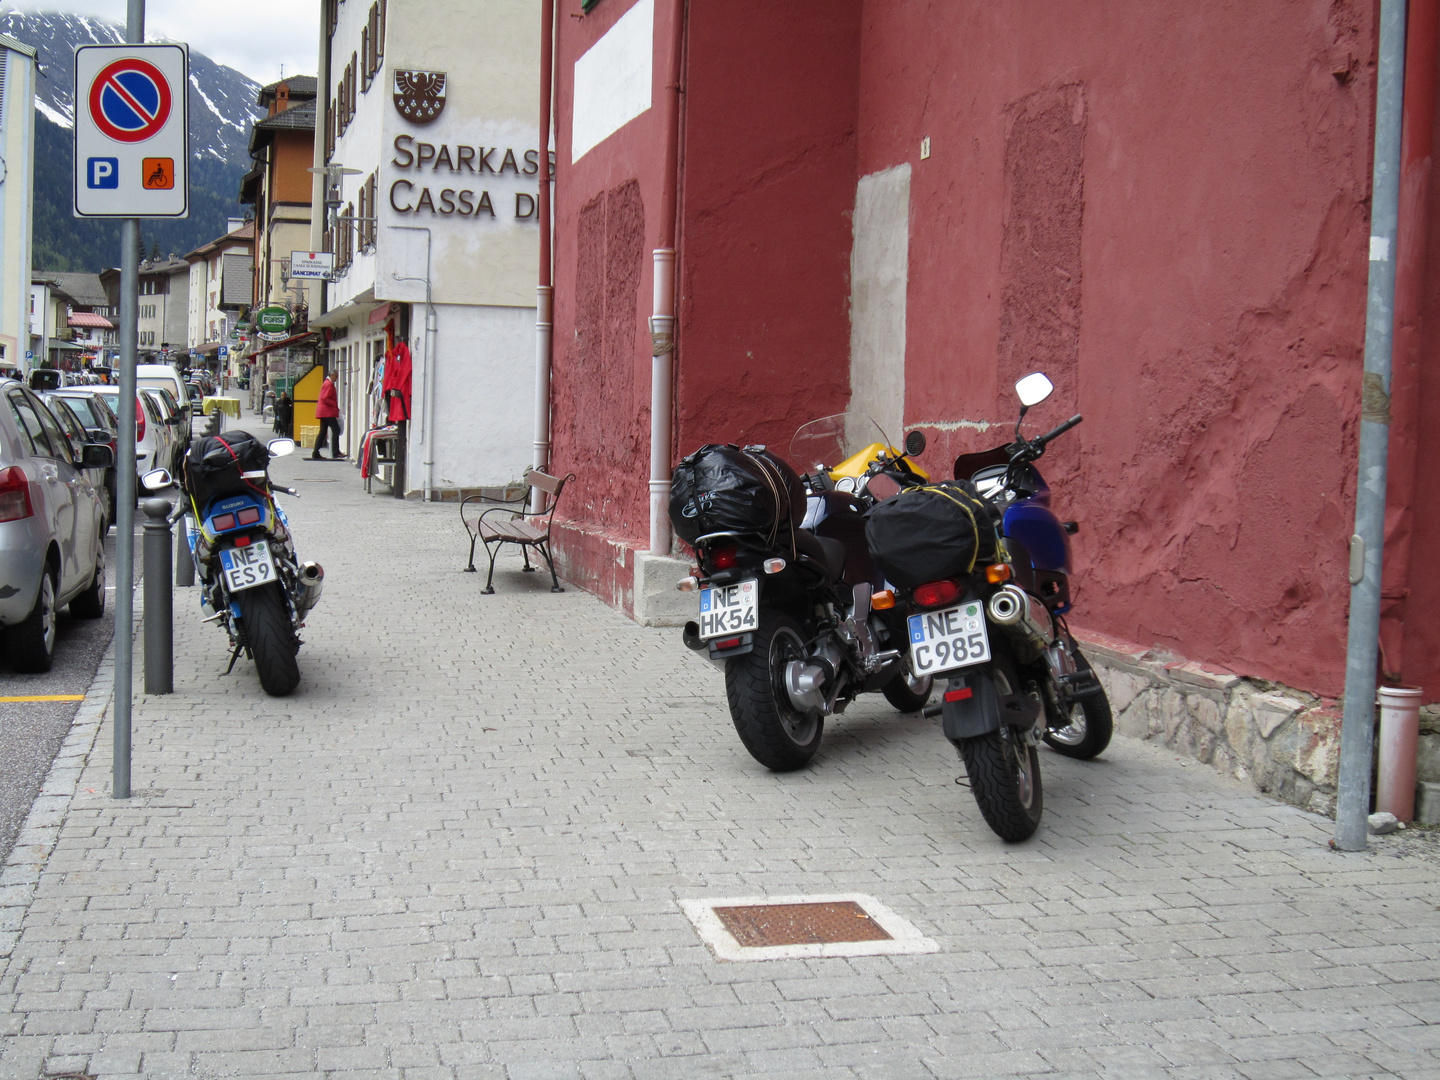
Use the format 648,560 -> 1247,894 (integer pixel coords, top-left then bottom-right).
1380,0 -> 1438,680
648,0 -> 686,556
1335,0 -> 1409,852
533,0 -> 555,514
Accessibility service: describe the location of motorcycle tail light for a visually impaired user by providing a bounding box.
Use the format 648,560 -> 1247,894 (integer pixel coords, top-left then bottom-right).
236,507 -> 262,526
234,535 -> 252,548
709,544 -> 739,570
211,513 -> 236,531
871,589 -> 895,610
0,467 -> 33,522
985,563 -> 1012,584
912,579 -> 961,609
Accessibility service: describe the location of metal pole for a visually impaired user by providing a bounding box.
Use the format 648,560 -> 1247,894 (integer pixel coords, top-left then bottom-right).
112,0 -> 144,799
142,498 -> 173,694
1335,0 -> 1409,851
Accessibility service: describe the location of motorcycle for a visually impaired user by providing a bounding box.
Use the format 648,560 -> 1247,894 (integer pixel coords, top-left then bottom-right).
141,431 -> 324,697
870,372 -> 1112,842
670,415 -> 940,772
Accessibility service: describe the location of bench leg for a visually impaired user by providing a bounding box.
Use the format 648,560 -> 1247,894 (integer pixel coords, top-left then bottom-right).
482,540 -> 502,594
521,545 -> 535,572
465,531 -> 479,573
538,540 -> 564,592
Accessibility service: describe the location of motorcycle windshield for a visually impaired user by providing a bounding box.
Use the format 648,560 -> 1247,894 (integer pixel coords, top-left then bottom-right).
789,413 -> 895,475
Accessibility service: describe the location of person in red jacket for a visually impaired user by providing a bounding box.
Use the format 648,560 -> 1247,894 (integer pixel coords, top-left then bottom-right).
311,373 -> 342,460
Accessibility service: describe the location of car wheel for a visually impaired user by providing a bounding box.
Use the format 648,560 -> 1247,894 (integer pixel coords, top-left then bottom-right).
10,566 -> 58,672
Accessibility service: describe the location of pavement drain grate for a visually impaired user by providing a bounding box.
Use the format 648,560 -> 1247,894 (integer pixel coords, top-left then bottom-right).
713,900 -> 892,947
680,893 -> 939,962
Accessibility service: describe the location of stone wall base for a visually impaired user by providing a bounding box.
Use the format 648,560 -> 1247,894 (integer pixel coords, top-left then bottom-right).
1076,631 -> 1438,818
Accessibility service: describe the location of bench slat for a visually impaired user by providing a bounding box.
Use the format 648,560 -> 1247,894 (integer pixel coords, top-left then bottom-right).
525,469 -> 566,496
480,518 -> 546,543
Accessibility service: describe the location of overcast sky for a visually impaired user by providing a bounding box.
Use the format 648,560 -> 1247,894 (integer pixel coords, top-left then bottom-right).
15,0 -> 320,85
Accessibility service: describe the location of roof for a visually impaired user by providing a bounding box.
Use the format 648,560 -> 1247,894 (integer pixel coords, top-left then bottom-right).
249,97 -> 316,155
0,34 -> 37,60
258,75 -> 317,106
35,271 -> 108,308
68,313 -> 115,329
184,221 -> 256,263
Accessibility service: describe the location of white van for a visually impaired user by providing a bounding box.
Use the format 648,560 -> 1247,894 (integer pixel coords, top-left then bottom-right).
135,363 -> 192,427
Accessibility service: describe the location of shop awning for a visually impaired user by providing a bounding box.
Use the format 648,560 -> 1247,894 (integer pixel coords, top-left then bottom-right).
67,312 -> 114,329
253,331 -> 321,356
309,287 -> 380,329
192,341 -> 222,355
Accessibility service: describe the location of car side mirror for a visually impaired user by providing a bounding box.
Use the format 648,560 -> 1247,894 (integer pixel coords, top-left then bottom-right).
904,429 -> 927,458
82,444 -> 115,469
140,468 -> 172,491
86,428 -> 110,444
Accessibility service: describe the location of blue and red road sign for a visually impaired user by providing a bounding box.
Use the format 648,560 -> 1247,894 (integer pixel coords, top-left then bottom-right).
88,57 -> 172,143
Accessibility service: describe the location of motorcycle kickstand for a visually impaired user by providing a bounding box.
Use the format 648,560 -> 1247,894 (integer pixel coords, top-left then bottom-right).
223,645 -> 243,675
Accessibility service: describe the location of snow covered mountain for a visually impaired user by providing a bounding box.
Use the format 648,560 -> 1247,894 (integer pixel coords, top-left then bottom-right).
0,10 -> 269,271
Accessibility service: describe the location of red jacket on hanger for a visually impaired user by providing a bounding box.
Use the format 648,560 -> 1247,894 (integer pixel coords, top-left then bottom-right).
383,341 -> 412,422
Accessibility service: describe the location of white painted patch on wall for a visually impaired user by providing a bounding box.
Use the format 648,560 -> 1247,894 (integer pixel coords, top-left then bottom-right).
571,0 -> 654,163
848,164 -> 911,455
909,418 -> 999,433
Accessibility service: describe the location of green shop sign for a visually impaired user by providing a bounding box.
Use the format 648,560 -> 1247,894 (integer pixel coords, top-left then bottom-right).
255,306 -> 292,336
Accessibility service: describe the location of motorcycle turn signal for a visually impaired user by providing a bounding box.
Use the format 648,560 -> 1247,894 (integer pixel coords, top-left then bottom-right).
985,563 -> 1013,585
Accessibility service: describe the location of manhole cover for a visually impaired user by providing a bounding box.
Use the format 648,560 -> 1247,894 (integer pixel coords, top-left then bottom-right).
713,901 -> 892,947
680,893 -> 938,962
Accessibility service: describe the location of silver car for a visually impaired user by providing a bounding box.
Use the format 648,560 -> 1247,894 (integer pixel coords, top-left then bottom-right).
0,379 -> 113,672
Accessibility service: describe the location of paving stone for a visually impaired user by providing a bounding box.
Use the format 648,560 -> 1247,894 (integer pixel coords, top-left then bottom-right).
0,437 -> 1434,1078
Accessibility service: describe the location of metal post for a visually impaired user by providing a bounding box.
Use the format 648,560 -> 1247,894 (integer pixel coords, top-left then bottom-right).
142,498 -> 173,694
175,511 -> 193,587
1335,0 -> 1409,851
111,0 -> 144,800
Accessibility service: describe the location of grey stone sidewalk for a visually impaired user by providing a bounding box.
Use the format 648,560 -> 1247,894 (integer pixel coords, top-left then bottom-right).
1,456 -> 1438,1080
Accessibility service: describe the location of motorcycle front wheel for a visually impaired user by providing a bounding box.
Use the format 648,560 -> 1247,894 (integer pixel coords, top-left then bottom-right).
239,583 -> 300,696
1043,645 -> 1113,760
724,608 -> 823,771
882,669 -> 933,713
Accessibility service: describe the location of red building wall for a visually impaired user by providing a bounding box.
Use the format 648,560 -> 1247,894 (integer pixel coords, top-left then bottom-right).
552,0 -> 1440,699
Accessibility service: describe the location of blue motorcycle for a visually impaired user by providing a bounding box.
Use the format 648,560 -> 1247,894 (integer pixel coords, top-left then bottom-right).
868,373 -> 1112,841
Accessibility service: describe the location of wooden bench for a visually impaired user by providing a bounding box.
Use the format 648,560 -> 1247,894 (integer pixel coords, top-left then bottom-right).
460,469 -> 575,594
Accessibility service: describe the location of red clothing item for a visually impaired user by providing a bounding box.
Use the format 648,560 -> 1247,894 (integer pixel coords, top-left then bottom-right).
315,377 -> 339,418
382,342 -> 412,422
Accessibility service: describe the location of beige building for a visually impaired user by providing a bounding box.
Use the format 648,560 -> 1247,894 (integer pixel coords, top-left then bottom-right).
185,220 -> 254,375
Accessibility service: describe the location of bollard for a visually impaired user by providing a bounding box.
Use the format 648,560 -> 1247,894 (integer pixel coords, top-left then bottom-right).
142,498 -> 174,694
1376,686 -> 1422,821
175,510 -> 194,587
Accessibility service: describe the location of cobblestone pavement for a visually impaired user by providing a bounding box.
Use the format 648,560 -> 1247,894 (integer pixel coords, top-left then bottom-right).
1,453 -> 1438,1080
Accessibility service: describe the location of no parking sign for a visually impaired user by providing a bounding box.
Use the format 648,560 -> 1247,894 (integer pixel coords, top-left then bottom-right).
73,44 -> 188,218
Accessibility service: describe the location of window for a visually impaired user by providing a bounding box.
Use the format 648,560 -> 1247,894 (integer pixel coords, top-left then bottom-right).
35,401 -> 75,466
7,390 -> 49,456
361,26 -> 371,91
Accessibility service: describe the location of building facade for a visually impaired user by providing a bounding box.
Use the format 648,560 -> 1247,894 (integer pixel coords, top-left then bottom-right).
0,34 -> 35,372
100,256 -> 190,362
547,0 -> 1440,809
185,220 -> 254,376
310,0 -> 540,495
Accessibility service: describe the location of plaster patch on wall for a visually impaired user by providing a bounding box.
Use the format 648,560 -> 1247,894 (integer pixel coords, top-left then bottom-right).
849,164 -> 910,453
571,0 -> 654,163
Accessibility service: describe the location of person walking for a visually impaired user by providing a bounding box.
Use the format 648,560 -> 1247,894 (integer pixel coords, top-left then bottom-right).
274,391 -> 293,438
311,374 -> 343,460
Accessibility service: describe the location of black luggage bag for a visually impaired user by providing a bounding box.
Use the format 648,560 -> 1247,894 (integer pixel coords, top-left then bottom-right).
669,444 -> 807,547
184,430 -> 271,508
865,481 -> 1002,589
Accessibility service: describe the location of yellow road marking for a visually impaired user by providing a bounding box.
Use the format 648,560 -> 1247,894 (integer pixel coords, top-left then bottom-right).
0,695 -> 85,703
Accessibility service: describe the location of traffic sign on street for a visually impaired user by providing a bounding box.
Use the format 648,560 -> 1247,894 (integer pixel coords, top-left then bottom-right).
73,44 -> 188,218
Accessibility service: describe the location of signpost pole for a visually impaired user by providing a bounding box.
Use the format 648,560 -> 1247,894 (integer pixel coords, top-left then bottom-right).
112,0 -> 145,799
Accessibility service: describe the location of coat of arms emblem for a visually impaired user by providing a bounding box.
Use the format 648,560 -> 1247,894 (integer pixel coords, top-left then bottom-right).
393,70 -> 446,124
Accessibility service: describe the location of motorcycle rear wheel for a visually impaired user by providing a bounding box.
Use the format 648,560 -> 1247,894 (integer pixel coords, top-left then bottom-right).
957,662 -> 1043,841
882,669 -> 933,713
1043,645 -> 1113,760
239,583 -> 300,697
724,608 -> 823,771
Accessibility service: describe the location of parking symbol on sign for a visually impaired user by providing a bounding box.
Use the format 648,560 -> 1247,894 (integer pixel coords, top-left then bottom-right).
87,157 -> 119,188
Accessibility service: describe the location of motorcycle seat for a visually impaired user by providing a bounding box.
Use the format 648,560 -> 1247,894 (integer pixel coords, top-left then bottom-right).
793,528 -> 847,582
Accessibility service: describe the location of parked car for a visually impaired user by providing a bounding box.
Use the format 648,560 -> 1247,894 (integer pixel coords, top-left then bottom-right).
41,394 -> 114,532
140,386 -> 187,473
90,385 -> 171,490
0,379 -> 112,671
46,389 -> 120,524
136,363 -> 191,426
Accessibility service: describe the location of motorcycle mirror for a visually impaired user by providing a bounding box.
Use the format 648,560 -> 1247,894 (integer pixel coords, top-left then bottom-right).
267,437 -> 297,457
1015,372 -> 1054,408
140,468 -> 172,491
904,429 -> 927,458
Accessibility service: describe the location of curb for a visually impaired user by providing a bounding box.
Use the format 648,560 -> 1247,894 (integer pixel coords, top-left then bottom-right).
0,634 -> 117,961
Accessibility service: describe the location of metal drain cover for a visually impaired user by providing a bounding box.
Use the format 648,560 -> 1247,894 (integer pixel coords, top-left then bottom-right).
681,893 -> 939,962
713,900 -> 892,947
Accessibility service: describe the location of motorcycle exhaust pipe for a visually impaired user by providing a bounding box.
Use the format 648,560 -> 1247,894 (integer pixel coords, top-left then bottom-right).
296,561 -> 325,613
986,583 -> 1053,651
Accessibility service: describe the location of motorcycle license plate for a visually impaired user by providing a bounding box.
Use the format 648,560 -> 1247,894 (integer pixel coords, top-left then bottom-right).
219,541 -> 276,593
698,579 -> 759,639
908,601 -> 991,676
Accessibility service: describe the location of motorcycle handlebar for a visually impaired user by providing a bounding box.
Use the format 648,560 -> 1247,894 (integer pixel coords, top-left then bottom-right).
1035,414 -> 1082,448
